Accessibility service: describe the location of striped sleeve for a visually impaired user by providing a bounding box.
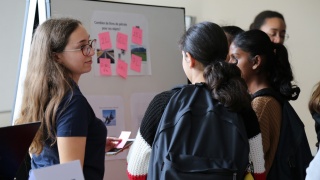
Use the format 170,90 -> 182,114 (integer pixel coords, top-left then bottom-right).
127,90 -> 176,180
249,133 -> 266,180
127,130 -> 151,180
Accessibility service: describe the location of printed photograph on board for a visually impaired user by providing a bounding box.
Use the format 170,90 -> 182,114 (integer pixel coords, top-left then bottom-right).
97,49 -> 115,63
102,109 -> 116,126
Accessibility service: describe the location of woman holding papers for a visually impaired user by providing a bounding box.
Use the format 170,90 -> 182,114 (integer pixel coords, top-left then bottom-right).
15,18 -> 120,180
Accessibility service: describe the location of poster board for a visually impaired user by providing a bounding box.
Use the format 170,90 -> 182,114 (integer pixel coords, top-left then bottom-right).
50,1 -> 185,178
48,0 -> 186,136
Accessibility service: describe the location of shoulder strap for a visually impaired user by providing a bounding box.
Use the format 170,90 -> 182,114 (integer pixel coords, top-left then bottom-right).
252,88 -> 284,104
171,82 -> 206,90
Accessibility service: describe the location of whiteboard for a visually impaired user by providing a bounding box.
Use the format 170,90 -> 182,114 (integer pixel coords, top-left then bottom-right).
47,3 -> 186,177
49,0 -> 186,135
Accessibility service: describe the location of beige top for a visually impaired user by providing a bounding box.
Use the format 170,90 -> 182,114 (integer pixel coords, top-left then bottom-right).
252,96 -> 282,175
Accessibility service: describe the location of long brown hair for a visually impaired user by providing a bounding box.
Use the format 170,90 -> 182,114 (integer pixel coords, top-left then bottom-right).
15,18 -> 81,154
309,82 -> 320,114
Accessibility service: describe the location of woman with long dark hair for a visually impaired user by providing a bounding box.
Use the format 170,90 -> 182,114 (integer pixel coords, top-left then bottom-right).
229,29 -> 300,176
127,22 -> 266,180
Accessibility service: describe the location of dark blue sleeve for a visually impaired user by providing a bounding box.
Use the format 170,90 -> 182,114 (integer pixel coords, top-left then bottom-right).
56,95 -> 90,137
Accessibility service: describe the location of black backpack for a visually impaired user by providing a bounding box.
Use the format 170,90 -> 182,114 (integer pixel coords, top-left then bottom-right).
252,88 -> 313,180
147,83 -> 249,180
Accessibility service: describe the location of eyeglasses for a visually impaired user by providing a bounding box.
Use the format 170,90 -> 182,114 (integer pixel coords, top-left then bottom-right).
266,32 -> 289,41
63,39 -> 96,56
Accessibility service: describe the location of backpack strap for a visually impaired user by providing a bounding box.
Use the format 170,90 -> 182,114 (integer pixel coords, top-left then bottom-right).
251,88 -> 284,104
171,83 -> 206,90
170,83 -> 208,106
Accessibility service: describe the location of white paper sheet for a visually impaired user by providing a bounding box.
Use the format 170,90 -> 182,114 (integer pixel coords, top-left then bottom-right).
33,160 -> 84,180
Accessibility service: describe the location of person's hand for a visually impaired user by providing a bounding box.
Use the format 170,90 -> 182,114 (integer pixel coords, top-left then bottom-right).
105,137 -> 122,152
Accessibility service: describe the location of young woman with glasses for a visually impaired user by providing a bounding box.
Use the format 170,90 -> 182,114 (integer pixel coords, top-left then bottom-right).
15,18 -> 120,180
249,10 -> 289,44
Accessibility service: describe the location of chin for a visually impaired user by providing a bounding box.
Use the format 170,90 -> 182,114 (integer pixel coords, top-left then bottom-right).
83,67 -> 92,74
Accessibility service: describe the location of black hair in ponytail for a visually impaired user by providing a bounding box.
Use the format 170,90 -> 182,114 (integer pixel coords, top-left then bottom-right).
272,43 -> 300,100
233,29 -> 300,100
204,61 -> 251,111
179,21 -> 251,111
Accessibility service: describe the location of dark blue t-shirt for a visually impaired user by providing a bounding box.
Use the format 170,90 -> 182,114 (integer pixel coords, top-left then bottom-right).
31,84 -> 107,180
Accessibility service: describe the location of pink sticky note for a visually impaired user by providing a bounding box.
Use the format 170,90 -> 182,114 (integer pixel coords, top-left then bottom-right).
98,32 -> 112,50
132,27 -> 143,45
130,54 -> 142,72
116,131 -> 131,148
116,59 -> 128,79
116,32 -> 128,50
99,58 -> 112,76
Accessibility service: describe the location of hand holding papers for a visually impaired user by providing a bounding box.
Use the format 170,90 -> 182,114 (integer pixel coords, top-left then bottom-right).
106,131 -> 134,155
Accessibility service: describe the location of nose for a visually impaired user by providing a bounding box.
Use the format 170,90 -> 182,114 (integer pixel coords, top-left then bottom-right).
88,48 -> 95,56
226,55 -> 230,62
272,34 -> 284,44
272,36 -> 280,44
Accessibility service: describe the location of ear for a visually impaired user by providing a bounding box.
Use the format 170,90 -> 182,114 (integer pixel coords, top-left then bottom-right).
53,52 -> 63,64
252,55 -> 262,70
185,52 -> 196,67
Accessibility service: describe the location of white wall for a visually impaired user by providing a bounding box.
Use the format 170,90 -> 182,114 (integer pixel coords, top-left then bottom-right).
106,0 -> 320,156
0,112 -> 12,127
191,0 -> 320,155
100,0 -> 320,179
206,0 -> 320,156
0,0 -> 25,126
